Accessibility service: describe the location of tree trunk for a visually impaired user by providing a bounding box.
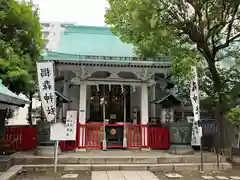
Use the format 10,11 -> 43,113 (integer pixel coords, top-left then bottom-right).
27,92 -> 33,126
206,59 -> 227,149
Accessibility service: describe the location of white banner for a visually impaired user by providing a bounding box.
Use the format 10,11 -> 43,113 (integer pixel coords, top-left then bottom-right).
65,110 -> 77,140
190,66 -> 200,123
190,67 -> 202,146
37,62 -> 56,122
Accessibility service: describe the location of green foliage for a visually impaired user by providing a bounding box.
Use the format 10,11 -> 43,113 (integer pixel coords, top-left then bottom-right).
0,0 -> 45,94
105,0 -> 240,111
227,108 -> 240,125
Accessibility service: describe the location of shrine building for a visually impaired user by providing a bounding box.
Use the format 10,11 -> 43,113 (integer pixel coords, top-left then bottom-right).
43,25 -> 179,150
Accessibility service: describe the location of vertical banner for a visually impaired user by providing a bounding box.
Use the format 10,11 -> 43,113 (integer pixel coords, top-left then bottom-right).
190,66 -> 200,122
65,110 -> 78,140
190,66 -> 202,146
37,62 -> 56,122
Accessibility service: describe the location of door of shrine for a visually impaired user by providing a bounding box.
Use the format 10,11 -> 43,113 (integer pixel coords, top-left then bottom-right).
89,85 -> 130,123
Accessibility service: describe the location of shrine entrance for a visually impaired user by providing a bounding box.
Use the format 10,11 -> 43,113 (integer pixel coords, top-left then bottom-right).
89,85 -> 131,123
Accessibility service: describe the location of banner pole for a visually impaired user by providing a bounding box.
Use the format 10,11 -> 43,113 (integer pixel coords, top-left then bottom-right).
53,139 -> 59,173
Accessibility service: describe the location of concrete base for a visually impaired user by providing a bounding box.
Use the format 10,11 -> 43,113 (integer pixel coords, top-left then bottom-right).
35,146 -> 61,157
0,156 -> 12,171
102,140 -> 107,151
123,138 -> 127,148
168,145 -> 194,155
141,148 -> 151,151
75,148 -> 86,152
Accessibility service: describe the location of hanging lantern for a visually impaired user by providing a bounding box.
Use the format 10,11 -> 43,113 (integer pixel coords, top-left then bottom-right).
120,84 -> 124,94
96,84 -> 99,92
108,84 -> 111,92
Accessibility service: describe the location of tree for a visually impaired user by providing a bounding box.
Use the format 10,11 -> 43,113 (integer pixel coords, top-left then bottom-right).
105,0 -> 240,148
0,0 -> 45,125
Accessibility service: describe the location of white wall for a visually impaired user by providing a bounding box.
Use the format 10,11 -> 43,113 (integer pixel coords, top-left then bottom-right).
7,94 -> 41,125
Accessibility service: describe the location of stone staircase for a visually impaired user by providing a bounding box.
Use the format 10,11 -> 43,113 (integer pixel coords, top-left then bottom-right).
12,154 -> 232,172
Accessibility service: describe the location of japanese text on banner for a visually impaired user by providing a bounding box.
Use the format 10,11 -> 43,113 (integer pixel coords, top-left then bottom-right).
190,67 -> 200,123
190,66 -> 202,139
37,62 -> 56,122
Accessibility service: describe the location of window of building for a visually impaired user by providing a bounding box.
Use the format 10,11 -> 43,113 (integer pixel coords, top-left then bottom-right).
42,31 -> 49,38
41,23 -> 50,27
61,23 -> 73,28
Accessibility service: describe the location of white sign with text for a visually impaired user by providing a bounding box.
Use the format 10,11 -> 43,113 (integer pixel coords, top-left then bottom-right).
65,110 -> 77,141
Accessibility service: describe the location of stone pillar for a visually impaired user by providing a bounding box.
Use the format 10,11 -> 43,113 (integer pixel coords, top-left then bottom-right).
141,84 -> 149,149
151,85 -> 156,118
78,83 -> 87,150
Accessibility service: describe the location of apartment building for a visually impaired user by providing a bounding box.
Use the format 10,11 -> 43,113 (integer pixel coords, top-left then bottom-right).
41,21 -> 75,51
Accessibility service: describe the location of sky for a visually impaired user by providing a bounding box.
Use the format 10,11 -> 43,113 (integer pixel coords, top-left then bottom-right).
32,0 -> 107,26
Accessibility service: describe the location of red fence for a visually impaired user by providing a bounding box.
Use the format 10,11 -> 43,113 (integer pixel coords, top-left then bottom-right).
60,124 -> 170,150
4,126 -> 37,151
4,124 -> 170,151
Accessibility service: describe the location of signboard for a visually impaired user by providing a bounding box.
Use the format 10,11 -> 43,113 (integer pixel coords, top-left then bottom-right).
161,108 -> 174,124
37,62 -> 56,122
201,119 -> 218,135
50,111 -> 77,141
50,123 -> 66,141
65,110 -> 77,140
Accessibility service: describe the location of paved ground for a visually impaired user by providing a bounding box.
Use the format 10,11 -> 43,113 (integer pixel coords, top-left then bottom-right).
154,165 -> 240,179
12,171 -> 91,180
12,169 -> 240,180
12,166 -> 240,180
92,171 -> 157,180
154,171 -> 240,179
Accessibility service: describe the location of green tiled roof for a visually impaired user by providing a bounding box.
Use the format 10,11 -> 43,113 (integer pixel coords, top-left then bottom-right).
43,25 -> 171,63
0,79 -> 29,107
57,25 -> 135,57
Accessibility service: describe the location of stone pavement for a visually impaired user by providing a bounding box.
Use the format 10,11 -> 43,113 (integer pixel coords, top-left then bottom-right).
154,172 -> 240,180
90,171 -> 240,180
91,171 -> 158,180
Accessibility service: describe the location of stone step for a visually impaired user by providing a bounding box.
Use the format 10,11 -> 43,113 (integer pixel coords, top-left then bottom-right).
23,163 -> 232,172
13,155 -> 227,165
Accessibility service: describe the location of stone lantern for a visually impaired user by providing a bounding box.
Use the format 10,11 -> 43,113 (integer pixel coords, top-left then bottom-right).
152,92 -> 194,154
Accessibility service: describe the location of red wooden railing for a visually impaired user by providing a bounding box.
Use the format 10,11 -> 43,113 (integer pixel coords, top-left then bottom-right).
3,124 -> 170,151
4,126 -> 37,151
60,124 -> 170,150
